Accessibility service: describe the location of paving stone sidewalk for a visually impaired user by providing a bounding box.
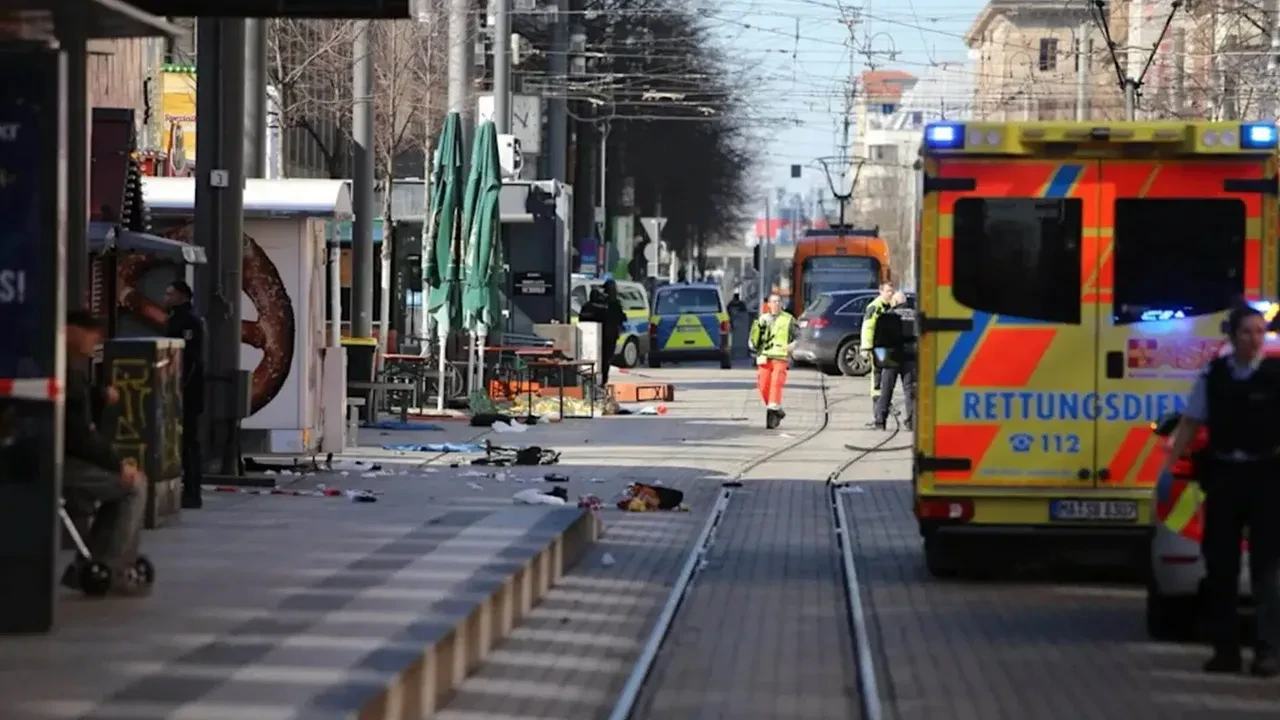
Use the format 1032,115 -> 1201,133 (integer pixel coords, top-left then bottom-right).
434,366 -> 842,719
843,481 -> 1280,720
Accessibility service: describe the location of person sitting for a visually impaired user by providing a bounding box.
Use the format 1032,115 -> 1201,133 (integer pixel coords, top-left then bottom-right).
61,310 -> 149,595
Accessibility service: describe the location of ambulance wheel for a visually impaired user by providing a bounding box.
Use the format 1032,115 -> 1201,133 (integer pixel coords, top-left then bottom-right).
923,535 -> 959,579
1146,584 -> 1198,641
648,353 -> 661,369
838,340 -> 870,377
620,338 -> 640,368
79,561 -> 113,597
720,351 -> 732,370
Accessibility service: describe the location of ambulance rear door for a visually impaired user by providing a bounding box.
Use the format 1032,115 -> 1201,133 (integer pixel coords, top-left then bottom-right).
920,157 -> 1101,490
1093,156 -> 1275,492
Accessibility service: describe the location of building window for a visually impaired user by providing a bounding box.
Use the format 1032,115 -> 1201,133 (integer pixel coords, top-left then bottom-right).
910,111 -> 924,127
869,144 -> 899,164
1039,38 -> 1058,72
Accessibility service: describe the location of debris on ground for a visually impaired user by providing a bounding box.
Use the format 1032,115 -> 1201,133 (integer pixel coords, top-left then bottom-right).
513,488 -> 567,506
470,442 -> 561,466
615,482 -> 688,512
544,473 -> 570,483
491,420 -> 528,433
578,494 -> 603,511
601,552 -> 616,567
345,489 -> 378,503
382,442 -> 487,453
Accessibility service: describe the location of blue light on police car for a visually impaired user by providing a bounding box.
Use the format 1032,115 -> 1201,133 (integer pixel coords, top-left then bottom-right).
1140,309 -> 1186,322
924,123 -> 964,150
1240,122 -> 1278,149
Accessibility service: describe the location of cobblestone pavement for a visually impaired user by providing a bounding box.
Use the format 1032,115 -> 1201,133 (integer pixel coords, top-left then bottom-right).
844,481 -> 1280,720
435,366 -> 851,719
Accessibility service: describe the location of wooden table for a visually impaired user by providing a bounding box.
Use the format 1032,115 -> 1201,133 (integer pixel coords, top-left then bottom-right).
523,358 -> 600,419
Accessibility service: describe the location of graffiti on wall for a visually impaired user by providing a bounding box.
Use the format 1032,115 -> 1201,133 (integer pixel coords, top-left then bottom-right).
110,357 -> 151,475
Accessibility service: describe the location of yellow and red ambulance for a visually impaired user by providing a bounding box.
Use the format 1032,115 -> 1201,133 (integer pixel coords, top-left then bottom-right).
912,120 -> 1279,576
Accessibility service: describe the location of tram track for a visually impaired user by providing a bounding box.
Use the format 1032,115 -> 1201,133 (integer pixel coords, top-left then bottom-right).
606,372 -> 900,720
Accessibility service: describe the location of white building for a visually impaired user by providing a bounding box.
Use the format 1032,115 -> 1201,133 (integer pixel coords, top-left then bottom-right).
851,66 -> 974,224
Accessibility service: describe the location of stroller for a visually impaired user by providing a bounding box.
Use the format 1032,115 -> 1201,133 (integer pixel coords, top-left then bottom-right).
60,498 -> 155,596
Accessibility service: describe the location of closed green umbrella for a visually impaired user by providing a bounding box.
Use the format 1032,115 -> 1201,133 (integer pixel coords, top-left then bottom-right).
424,112 -> 465,411
461,121 -> 504,395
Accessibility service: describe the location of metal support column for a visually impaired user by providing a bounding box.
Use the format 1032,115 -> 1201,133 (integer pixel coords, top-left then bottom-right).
598,119 -> 609,271
351,21 -> 375,339
447,0 -> 474,133
1075,23 -> 1090,121
58,9 -> 88,308
547,0 -> 568,184
493,0 -> 511,133
1124,79 -> 1137,121
244,19 -> 267,178
195,18 -> 247,475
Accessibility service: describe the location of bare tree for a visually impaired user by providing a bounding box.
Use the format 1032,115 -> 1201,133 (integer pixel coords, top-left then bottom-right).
267,19 -> 357,178
858,165 -> 914,285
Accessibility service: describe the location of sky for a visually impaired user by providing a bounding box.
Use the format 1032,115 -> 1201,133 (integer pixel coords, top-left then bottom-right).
703,0 -> 987,213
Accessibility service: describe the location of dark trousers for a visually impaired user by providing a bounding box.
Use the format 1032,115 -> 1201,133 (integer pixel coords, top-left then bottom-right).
182,407 -> 203,500
600,335 -> 618,385
63,462 -> 144,571
874,362 -> 915,427
1202,463 -> 1280,655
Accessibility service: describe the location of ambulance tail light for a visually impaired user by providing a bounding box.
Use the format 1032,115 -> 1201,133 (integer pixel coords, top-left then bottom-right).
915,498 -> 974,523
1241,122 -> 1278,149
923,123 -> 964,150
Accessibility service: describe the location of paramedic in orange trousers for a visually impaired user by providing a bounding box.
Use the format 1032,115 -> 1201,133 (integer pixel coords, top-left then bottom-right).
749,293 -> 795,429
1164,304 -> 1280,677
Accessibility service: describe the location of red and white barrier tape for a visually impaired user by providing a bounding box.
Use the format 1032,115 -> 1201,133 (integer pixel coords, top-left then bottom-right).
203,485 -> 380,502
0,377 -> 63,400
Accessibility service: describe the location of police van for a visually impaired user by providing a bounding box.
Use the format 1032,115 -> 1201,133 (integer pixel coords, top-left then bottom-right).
648,283 -> 733,369
913,120 -> 1280,576
570,278 -> 651,367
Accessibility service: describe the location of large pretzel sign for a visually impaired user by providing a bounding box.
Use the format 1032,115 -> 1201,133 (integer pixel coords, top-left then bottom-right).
117,223 -> 296,414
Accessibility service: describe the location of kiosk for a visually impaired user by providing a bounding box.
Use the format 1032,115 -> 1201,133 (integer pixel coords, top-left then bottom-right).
138,177 -> 352,454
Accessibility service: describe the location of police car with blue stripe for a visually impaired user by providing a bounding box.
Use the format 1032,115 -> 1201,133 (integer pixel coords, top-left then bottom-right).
648,283 -> 733,369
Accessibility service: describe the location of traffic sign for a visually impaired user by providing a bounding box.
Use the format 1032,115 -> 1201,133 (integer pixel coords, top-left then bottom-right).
640,216 -> 666,242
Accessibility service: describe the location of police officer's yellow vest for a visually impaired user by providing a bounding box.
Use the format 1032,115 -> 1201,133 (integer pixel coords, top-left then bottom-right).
751,312 -> 794,360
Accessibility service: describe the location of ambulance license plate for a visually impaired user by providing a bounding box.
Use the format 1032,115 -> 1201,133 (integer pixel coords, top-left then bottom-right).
1050,499 -> 1138,522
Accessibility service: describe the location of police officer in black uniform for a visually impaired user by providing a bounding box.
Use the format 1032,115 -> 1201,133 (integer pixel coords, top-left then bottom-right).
1164,304 -> 1280,677
871,291 -> 916,431
163,280 -> 206,510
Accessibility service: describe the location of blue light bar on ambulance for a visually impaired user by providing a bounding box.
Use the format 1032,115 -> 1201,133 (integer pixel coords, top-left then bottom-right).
1240,122 -> 1278,149
923,123 -> 964,150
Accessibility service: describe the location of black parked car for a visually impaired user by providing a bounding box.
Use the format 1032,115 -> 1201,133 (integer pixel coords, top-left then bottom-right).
790,290 -> 915,376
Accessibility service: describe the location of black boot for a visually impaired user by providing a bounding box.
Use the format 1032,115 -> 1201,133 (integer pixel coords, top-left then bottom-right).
182,483 -> 203,510
1252,652 -> 1280,678
765,408 -> 779,429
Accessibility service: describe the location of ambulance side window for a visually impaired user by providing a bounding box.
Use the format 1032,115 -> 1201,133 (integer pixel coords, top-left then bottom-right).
1112,198 -> 1245,324
951,198 -> 1083,324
